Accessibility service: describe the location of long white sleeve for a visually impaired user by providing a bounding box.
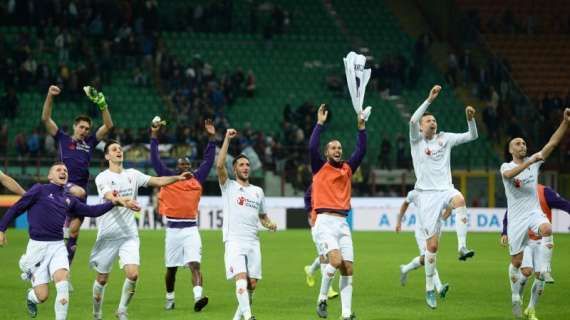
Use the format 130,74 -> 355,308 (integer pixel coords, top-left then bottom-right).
449,118 -> 478,147
409,99 -> 431,142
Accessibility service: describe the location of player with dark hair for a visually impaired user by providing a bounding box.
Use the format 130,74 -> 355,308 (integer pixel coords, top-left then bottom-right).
310,104 -> 367,320
217,128 -> 277,320
90,140 -> 193,320
41,85 -> 114,268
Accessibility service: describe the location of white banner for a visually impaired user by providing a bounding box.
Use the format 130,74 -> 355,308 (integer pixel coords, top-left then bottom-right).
80,196 -> 568,233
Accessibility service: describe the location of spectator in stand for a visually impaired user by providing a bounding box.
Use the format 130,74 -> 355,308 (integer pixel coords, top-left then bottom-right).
0,124 -> 8,155
246,70 -> 256,98
395,133 -> 407,168
0,87 -> 19,119
14,132 -> 26,159
379,134 -> 392,169
26,129 -> 41,157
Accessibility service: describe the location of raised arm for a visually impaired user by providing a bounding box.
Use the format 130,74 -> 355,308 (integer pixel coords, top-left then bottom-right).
309,104 -> 327,174
448,106 -> 479,147
410,85 -> 440,142
217,128 -> 237,186
149,122 -> 176,177
347,114 -> 367,172
86,88 -> 114,141
41,85 -> 61,136
194,119 -> 217,184
539,108 -> 570,160
0,171 -> 25,195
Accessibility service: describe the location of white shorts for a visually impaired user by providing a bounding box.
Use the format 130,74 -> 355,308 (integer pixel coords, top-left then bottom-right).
224,240 -> 262,280
416,189 -> 460,239
521,239 -> 541,271
165,227 -> 202,267
89,237 -> 140,274
414,228 -> 426,256
311,226 -> 323,256
508,211 -> 550,256
20,240 -> 69,287
314,214 -> 353,262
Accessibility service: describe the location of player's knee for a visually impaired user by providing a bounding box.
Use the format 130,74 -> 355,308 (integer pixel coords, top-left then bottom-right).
520,267 -> 533,278
248,279 -> 257,291
36,290 -> 49,303
189,262 -> 200,272
96,274 -> 109,286
127,271 -> 139,282
69,185 -> 87,199
453,194 -> 466,208
427,243 -> 438,253
342,262 -> 353,275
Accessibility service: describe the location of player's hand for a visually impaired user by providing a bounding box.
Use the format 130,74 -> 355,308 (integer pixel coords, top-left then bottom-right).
500,235 -> 508,247
226,128 -> 237,140
465,106 -> 476,120
48,85 -> 61,97
266,221 -> 277,231
205,119 -> 215,137
150,121 -> 161,137
395,223 -> 402,233
529,151 -> 544,164
427,85 -> 442,103
564,108 -> 570,122
357,112 -> 365,130
317,104 -> 328,125
179,172 -> 193,180
0,231 -> 6,246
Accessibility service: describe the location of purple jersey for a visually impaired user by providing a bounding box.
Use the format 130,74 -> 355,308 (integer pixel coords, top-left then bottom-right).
0,183 -> 114,241
54,129 -> 98,189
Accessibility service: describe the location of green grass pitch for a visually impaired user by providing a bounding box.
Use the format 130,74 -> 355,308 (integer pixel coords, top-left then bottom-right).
0,230 -> 569,319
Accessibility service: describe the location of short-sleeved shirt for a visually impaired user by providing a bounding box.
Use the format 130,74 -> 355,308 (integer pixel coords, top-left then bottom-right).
54,129 -> 98,188
95,168 -> 151,240
220,179 -> 266,243
501,159 -> 543,223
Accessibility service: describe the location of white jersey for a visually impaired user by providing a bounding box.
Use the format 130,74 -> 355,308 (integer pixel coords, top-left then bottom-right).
501,159 -> 543,222
409,100 -> 478,191
220,179 -> 266,242
95,168 -> 151,240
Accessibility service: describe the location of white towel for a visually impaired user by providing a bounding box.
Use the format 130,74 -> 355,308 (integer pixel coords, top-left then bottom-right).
343,52 -> 372,121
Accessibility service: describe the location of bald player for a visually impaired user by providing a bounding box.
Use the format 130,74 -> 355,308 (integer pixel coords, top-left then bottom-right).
500,108 -> 569,319
500,184 -> 570,320
41,85 -> 114,267
150,119 -> 216,312
310,104 -> 366,320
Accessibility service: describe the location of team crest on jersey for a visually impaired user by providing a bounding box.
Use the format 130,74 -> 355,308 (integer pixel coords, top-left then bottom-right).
68,142 -> 76,150
237,196 -> 246,206
513,179 -> 522,188
424,148 -> 432,156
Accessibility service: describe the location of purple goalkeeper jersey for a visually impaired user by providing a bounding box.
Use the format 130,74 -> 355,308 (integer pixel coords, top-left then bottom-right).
54,129 -> 99,189
0,183 -> 114,241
